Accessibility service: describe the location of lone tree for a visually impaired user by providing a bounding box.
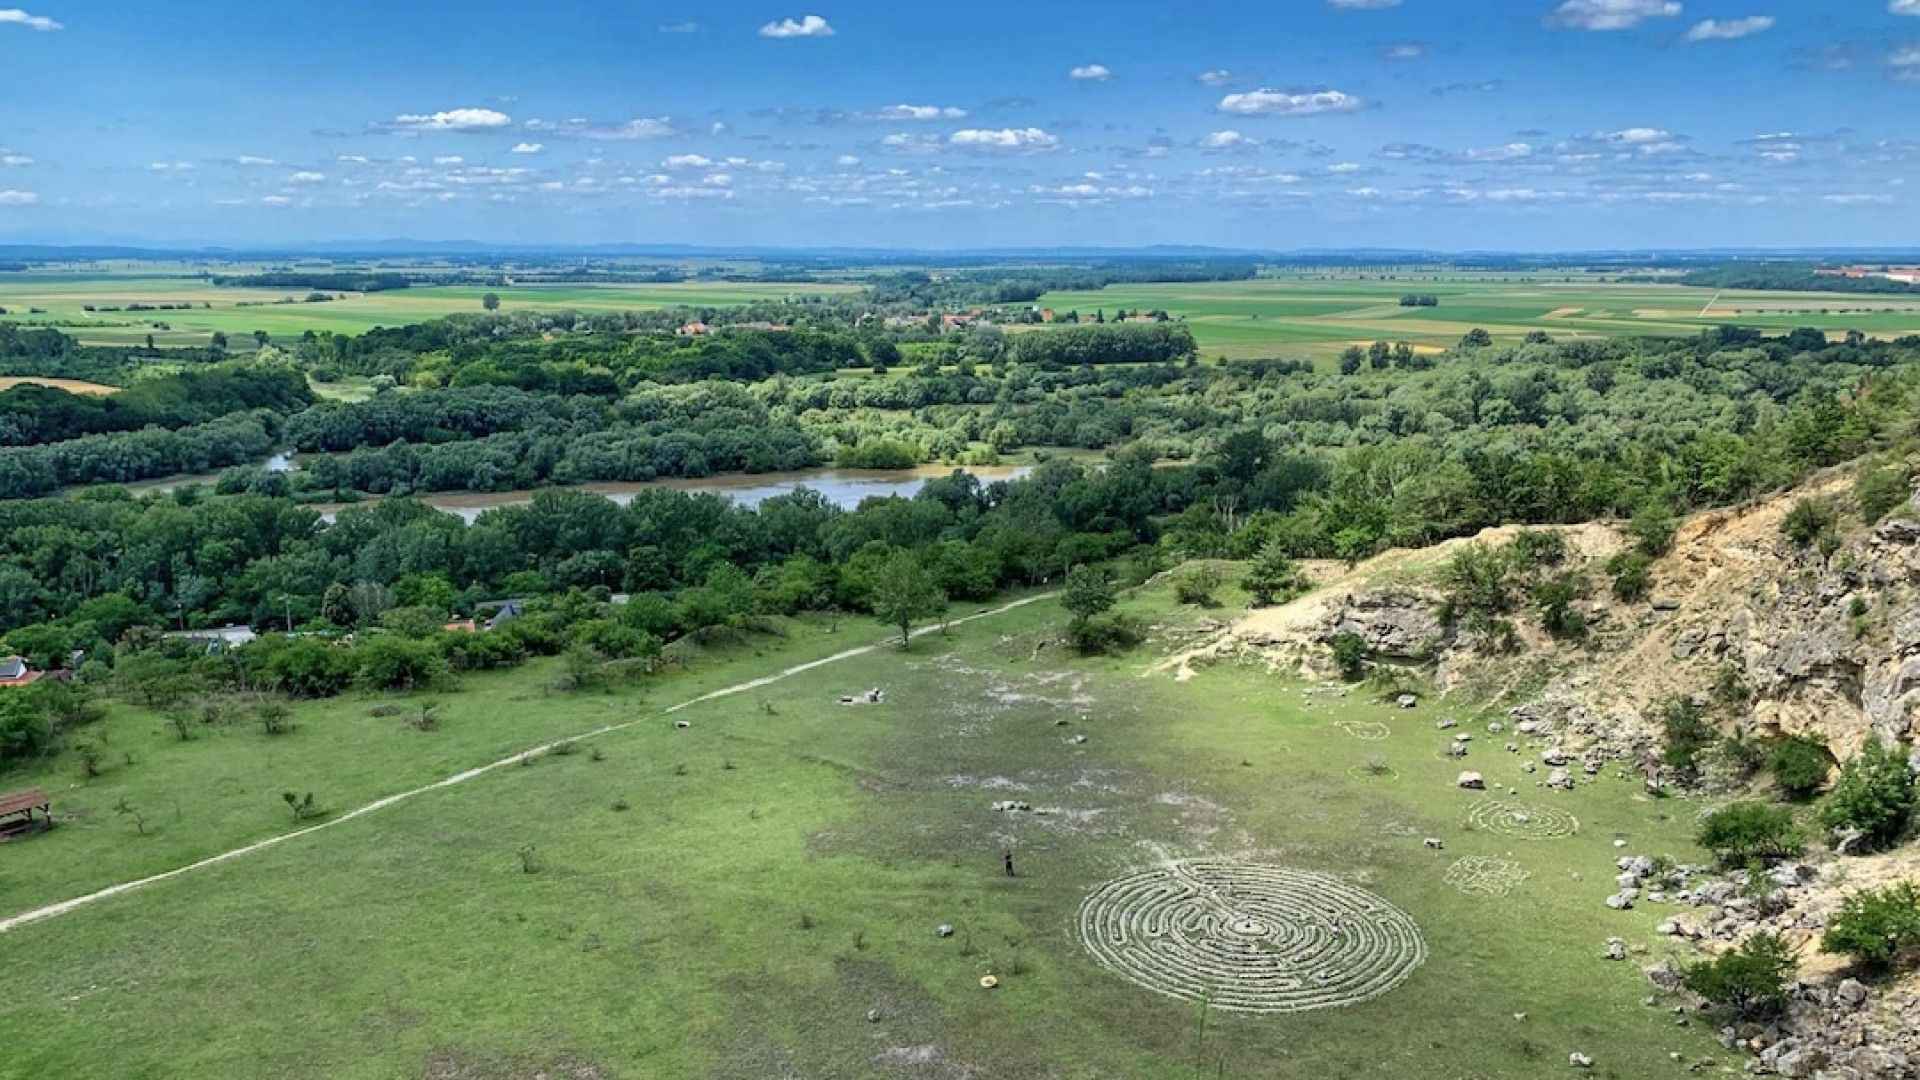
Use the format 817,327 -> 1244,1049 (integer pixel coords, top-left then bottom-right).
1821,881 -> 1920,970
482,292 -> 501,311
1061,565 -> 1117,623
869,550 -> 946,649
1242,542 -> 1304,607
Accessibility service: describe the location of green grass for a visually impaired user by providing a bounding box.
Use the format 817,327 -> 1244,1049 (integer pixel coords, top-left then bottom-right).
1037,276 -> 1920,359
0,277 -> 860,348
0,584 -> 1724,1078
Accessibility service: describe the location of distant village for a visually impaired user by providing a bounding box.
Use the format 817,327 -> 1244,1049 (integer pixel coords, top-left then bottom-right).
1815,265 -> 1920,285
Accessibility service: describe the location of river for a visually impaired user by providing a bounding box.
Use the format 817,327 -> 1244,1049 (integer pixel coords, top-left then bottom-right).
314,464 -> 1033,524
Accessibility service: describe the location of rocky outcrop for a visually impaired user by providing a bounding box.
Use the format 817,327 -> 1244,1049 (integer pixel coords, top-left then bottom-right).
1315,590 -> 1445,659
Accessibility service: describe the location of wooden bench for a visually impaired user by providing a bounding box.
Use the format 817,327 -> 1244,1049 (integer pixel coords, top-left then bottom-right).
0,787 -> 51,837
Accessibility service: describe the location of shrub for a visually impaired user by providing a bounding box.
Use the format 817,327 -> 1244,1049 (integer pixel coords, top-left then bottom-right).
1607,551 -> 1653,602
1065,612 -> 1145,655
1821,882 -> 1920,970
1781,497 -> 1838,548
281,791 -> 318,821
1532,574 -> 1588,641
1331,632 -> 1368,681
1510,528 -> 1567,568
1441,543 -> 1515,618
1682,932 -> 1796,1020
357,635 -> 449,692
1659,697 -> 1717,771
1628,502 -> 1677,557
1820,740 -> 1916,850
1061,565 -> 1118,621
1696,801 -> 1803,864
1854,465 -> 1912,524
256,700 -> 295,736
1769,735 -> 1830,799
1173,566 -> 1222,606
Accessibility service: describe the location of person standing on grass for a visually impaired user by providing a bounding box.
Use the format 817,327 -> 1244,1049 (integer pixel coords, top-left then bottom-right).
1004,849 -> 1016,878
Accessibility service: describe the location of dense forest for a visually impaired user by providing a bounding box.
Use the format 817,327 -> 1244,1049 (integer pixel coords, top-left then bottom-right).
1675,263 -> 1920,295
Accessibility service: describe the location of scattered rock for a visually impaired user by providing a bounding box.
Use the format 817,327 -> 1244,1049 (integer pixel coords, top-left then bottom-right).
673,720 -> 691,729
1423,837 -> 1445,850
936,924 -> 954,938
1569,1051 -> 1593,1068
867,1009 -> 882,1023
1604,937 -> 1626,961
1456,771 -> 1485,790
1396,694 -> 1419,709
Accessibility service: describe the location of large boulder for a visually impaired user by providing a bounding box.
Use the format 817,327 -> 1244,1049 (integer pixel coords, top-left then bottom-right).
1319,591 -> 1445,659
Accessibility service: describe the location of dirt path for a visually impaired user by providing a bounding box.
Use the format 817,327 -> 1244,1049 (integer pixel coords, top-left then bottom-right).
0,593 -> 1056,935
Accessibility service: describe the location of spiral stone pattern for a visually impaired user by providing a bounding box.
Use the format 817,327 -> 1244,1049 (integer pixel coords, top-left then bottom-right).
1076,860 -> 1427,1013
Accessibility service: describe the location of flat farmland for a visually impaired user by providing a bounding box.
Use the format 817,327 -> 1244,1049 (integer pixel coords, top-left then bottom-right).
1035,277 -> 1920,358
0,277 -> 860,347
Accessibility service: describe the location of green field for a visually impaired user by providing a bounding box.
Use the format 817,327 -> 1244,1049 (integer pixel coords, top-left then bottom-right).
1037,276 -> 1920,358
0,578 -> 1722,1078
0,276 -> 860,348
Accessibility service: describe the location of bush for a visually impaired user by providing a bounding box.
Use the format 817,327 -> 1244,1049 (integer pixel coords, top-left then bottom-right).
1628,502 -> 1677,557
1065,612 -> 1145,655
1607,550 -> 1653,602
1781,497 -> 1838,548
1696,801 -> 1803,864
1173,566 -> 1222,607
1770,735 -> 1830,799
1331,632 -> 1368,681
1820,740 -> 1916,850
1240,543 -> 1304,606
1854,465 -> 1912,524
1532,574 -> 1588,641
1682,932 -> 1796,1020
1821,882 -> 1920,970
1441,542 -> 1515,618
356,635 -> 449,692
1659,697 -> 1717,771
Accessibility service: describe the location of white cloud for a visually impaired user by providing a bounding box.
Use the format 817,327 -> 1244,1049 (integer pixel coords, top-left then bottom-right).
1597,126 -> 1685,152
0,8 -> 61,31
234,155 -> 276,166
510,142 -> 543,154
1894,45 -> 1920,66
0,189 -> 37,205
1544,0 -> 1682,31
758,14 -> 833,38
1894,0 -> 1920,14
1824,193 -> 1894,205
261,195 -> 293,206
148,161 -> 194,172
835,154 -> 861,165
1327,161 -> 1363,173
1200,130 -> 1258,150
391,108 -> 513,132
1328,0 -> 1400,8
1217,88 -> 1365,117
1683,16 -> 1774,42
1,154 -> 32,167
863,104 -> 968,121
588,118 -> 674,140
288,171 -> 326,184
433,155 -> 464,165
948,127 -> 1060,152
662,153 -> 714,169
337,154 -> 370,164
1196,69 -> 1235,86
658,21 -> 698,33
1069,63 -> 1112,81
1462,141 -> 1535,160
1381,43 -> 1427,60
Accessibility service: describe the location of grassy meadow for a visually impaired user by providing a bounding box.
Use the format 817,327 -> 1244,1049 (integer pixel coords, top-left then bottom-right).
0,577 -> 1726,1079
1037,275 -> 1920,358
0,276 -> 860,348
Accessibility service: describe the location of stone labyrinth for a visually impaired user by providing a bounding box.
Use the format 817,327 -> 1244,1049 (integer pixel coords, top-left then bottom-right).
1076,860 -> 1427,1013
1465,799 -> 1579,840
1336,720 -> 1391,742
1443,856 -> 1531,898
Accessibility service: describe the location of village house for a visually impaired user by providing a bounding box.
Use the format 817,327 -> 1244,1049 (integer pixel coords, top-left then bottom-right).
0,655 -> 42,688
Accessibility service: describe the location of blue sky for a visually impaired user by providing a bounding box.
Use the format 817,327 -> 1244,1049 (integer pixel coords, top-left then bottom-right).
1,0 -> 1917,250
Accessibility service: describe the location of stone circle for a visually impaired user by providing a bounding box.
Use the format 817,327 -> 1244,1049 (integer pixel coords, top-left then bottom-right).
1336,720 -> 1391,742
1443,856 -> 1532,897
1465,798 -> 1579,840
1076,860 -> 1427,1013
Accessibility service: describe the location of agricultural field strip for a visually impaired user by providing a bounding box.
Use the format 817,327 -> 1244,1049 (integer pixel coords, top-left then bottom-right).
0,591 -> 1055,935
